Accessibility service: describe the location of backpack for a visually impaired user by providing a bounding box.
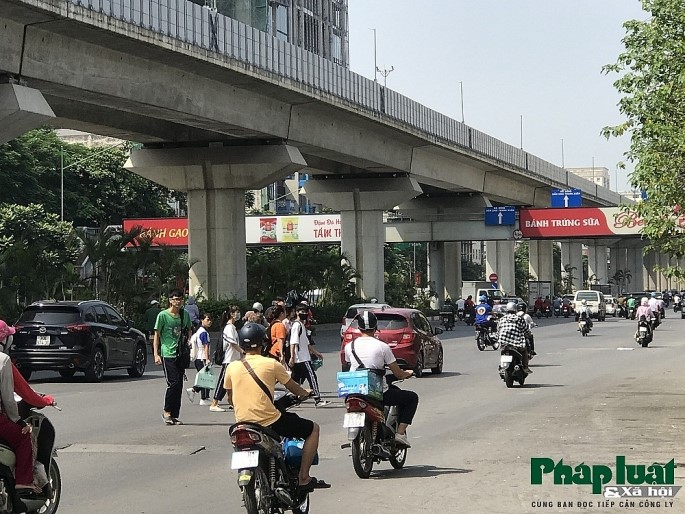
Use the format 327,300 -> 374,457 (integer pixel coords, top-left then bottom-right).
262,321 -> 276,357
213,330 -> 227,365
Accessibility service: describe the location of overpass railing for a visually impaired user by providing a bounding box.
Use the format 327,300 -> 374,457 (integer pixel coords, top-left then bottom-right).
61,0 -> 625,205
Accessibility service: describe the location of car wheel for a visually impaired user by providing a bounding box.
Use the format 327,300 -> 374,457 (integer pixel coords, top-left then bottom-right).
85,347 -> 106,383
127,343 -> 147,378
59,369 -> 76,379
431,348 -> 443,375
413,351 -> 424,378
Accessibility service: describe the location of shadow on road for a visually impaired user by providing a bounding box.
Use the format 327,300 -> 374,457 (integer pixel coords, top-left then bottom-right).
373,464 -> 473,479
529,364 -> 561,368
522,383 -> 564,388
421,371 -> 465,379
30,373 -> 161,385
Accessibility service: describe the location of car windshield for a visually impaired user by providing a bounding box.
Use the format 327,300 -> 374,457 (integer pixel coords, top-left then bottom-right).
18,307 -> 81,324
348,314 -> 408,330
486,290 -> 504,300
576,292 -> 599,302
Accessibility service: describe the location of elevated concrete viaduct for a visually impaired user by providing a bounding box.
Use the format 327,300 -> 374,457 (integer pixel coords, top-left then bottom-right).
1,0 -> 654,300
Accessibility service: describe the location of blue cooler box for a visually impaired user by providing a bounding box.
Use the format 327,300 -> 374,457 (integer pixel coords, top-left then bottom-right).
336,370 -> 383,400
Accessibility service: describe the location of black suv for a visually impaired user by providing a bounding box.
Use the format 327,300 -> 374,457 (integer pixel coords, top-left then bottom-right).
10,300 -> 147,382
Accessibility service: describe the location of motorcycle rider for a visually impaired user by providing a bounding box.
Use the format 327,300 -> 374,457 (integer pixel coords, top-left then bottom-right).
647,293 -> 661,325
344,311 -> 418,448
635,297 -> 654,339
223,322 -> 330,492
516,306 -> 537,356
475,295 -> 496,335
497,302 -> 533,374
575,299 -> 594,331
456,296 -> 466,316
626,296 -> 637,319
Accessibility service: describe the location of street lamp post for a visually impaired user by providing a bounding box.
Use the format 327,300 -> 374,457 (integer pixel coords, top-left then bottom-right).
376,66 -> 394,88
459,81 -> 465,123
370,28 -> 377,82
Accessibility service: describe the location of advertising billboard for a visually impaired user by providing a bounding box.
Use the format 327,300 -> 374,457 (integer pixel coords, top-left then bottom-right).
519,207 -> 653,238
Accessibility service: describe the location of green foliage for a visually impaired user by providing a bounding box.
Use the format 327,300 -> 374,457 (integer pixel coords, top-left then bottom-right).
461,259 -> 485,281
384,244 -> 415,308
603,1 -> 685,277
514,243 -> 530,298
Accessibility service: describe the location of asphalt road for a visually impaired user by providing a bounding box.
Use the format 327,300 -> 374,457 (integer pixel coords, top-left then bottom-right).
26,313 -> 685,514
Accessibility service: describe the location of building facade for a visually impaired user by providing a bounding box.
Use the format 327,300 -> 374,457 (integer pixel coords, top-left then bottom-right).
566,166 -> 611,189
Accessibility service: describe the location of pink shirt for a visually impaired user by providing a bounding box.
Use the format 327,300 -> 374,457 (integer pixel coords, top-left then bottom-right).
635,305 -> 652,320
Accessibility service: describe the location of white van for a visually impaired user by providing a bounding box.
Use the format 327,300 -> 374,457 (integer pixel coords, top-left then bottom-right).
573,290 -> 607,321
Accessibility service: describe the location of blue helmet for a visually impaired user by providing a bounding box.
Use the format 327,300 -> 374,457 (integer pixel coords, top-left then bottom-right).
479,295 -> 487,302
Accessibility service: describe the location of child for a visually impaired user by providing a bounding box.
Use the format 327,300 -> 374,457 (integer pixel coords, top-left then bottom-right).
186,313 -> 212,405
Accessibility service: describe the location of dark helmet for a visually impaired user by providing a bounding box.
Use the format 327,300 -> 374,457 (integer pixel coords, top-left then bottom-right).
356,310 -> 378,331
238,322 -> 267,350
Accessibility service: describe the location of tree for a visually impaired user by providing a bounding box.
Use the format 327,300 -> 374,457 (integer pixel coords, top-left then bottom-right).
561,264 -> 578,294
514,243 -> 530,298
603,1 -> 685,279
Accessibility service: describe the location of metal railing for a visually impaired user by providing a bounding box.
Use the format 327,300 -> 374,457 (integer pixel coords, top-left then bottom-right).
56,0 -> 624,204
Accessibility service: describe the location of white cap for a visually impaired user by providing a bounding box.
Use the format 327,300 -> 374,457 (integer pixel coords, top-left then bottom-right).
150,300 -> 159,305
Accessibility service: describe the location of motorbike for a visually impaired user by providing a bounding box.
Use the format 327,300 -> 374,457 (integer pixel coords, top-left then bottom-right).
498,343 -> 528,388
0,402 -> 61,514
464,310 -> 474,326
457,308 -> 465,321
229,392 -> 316,514
561,304 -> 571,318
440,311 -> 455,331
650,311 -> 660,330
475,319 -> 500,351
673,295 -> 681,313
553,305 -> 561,317
635,315 -> 652,347
628,305 -> 637,320
341,376 -> 409,479
578,312 -> 590,337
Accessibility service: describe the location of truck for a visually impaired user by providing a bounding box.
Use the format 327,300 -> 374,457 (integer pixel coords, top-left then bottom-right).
527,281 -> 553,312
461,280 -> 506,304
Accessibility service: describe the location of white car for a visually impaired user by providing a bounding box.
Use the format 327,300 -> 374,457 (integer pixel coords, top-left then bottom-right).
340,303 -> 390,336
605,296 -> 617,316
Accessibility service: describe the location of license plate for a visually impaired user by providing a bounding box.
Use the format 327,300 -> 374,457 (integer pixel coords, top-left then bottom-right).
639,327 -> 647,333
500,355 -> 513,364
231,450 -> 259,470
343,412 -> 366,428
36,335 -> 50,346
580,322 -> 586,326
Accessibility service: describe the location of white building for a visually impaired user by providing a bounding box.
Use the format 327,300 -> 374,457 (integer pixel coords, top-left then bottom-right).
567,166 -> 611,189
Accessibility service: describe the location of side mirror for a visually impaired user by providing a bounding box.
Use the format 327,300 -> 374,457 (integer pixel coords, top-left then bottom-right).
434,327 -> 444,335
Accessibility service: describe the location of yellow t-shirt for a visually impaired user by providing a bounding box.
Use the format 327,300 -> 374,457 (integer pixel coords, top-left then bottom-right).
224,354 -> 291,426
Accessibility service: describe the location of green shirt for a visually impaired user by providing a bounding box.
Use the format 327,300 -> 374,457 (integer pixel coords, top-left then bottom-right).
627,297 -> 637,308
154,309 -> 191,358
142,306 -> 160,332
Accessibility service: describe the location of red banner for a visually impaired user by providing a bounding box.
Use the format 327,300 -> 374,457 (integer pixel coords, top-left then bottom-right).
122,218 -> 188,246
519,207 -> 643,238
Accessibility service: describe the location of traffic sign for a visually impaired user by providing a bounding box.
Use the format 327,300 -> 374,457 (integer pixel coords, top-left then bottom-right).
484,206 -> 516,226
489,273 -> 498,282
551,188 -> 582,208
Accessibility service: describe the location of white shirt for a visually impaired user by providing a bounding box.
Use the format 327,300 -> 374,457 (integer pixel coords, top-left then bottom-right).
345,335 -> 396,371
648,298 -> 659,313
191,326 -> 210,361
518,312 -> 536,330
456,299 -> 465,310
289,320 -> 311,363
222,323 -> 241,364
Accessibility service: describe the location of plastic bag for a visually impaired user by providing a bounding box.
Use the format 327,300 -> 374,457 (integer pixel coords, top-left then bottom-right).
194,365 -> 217,389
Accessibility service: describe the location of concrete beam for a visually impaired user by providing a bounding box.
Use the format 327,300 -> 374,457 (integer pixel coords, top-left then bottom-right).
0,83 -> 55,144
384,220 -> 513,243
125,145 -> 307,191
302,176 -> 422,211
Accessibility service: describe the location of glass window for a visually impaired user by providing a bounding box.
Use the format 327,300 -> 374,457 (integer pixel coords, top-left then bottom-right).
104,306 -> 126,326
332,34 -> 342,64
84,308 -> 97,323
276,5 -> 288,41
18,307 -> 81,325
94,306 -> 109,324
375,314 -> 408,331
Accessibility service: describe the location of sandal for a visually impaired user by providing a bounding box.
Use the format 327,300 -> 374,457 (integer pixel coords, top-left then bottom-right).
299,477 -> 331,492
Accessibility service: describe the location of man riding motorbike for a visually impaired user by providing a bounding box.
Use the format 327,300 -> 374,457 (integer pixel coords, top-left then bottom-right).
497,302 -> 533,374
344,310 -> 418,448
575,299 -> 594,332
516,307 -> 537,356
474,295 -> 496,334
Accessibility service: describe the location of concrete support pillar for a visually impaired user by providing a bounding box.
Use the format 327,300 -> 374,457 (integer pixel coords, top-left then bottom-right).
627,247 -> 646,291
444,242 -> 462,302
485,241 -> 515,295
303,176 -> 422,301
644,251 -> 659,290
529,240 -> 554,284
340,209 -> 385,301
560,241 -> 583,292
587,243 -> 608,284
125,145 -> 307,299
0,83 -> 55,144
428,242 -> 445,309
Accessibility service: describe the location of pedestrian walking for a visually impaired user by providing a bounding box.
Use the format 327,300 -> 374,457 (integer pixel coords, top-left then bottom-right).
142,300 -> 161,353
186,313 -> 213,406
289,304 -> 327,406
209,305 -> 244,412
153,289 -> 192,425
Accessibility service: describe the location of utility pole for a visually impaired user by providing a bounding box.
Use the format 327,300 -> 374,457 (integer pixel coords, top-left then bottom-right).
520,115 -> 523,149
377,66 -> 394,88
370,28 -> 377,82
459,81 -> 464,123
561,138 -> 565,168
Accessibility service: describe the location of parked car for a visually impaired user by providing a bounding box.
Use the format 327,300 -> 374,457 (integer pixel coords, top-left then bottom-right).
340,302 -> 390,337
605,296 -> 617,316
339,308 -> 443,377
10,300 -> 148,382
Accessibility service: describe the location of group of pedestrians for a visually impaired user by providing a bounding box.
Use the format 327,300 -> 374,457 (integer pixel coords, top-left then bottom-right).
152,290 -> 329,425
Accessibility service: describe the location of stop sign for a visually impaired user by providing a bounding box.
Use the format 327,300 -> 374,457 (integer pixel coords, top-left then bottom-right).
489,273 -> 498,283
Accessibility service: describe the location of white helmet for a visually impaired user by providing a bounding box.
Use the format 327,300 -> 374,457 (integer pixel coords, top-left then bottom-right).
581,299 -> 587,306
641,297 -> 649,306
252,302 -> 264,312
505,301 -> 517,313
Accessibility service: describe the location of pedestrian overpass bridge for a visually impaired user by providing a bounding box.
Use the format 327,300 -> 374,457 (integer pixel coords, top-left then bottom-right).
1,0 -> 657,299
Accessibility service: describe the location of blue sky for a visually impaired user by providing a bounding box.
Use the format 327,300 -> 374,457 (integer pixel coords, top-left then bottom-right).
348,1 -> 647,192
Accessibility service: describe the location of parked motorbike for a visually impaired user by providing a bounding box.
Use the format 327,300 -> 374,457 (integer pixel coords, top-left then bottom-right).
475,320 -> 500,351
0,402 -> 61,514
341,377 -> 409,479
440,311 -> 455,331
635,315 -> 652,348
498,343 -> 528,388
578,312 -> 590,337
229,392 -> 316,514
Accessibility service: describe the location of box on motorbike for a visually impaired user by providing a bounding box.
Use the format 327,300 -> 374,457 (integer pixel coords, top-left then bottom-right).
283,438 -> 319,468
336,370 -> 383,400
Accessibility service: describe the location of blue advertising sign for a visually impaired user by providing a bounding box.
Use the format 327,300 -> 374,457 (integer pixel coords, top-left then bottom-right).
550,188 -> 582,208
484,206 -> 516,226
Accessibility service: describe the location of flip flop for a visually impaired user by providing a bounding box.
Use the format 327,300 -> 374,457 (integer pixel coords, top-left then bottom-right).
299,477 -> 331,492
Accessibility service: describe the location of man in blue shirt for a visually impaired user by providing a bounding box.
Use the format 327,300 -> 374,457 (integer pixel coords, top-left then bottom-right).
475,295 -> 496,332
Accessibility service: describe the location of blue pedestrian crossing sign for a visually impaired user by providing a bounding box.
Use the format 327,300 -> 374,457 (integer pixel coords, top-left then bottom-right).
484,206 -> 516,226
550,188 -> 582,208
